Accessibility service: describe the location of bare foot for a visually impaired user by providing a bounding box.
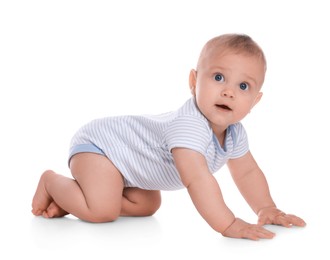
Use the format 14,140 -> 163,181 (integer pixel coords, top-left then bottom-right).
31,170 -> 55,216
43,201 -> 68,218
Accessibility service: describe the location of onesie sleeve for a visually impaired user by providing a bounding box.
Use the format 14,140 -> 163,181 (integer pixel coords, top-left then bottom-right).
229,122 -> 249,159
164,116 -> 212,156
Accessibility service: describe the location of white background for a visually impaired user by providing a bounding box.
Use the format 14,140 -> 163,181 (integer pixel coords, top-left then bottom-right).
1,0 -> 329,259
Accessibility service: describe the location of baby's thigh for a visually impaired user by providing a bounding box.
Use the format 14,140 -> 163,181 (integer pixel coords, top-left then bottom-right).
70,153 -> 124,213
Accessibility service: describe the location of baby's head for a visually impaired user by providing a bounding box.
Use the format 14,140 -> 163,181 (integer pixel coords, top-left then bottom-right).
197,34 -> 266,77
190,34 -> 267,129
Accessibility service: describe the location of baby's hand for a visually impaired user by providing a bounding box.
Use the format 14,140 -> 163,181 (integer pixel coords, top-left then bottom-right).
257,206 -> 306,227
222,218 -> 275,240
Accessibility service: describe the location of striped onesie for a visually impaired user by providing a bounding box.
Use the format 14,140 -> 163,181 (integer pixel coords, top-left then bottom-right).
69,97 -> 249,191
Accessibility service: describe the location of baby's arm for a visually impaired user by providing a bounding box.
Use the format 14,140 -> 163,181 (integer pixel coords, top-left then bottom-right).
172,148 -> 275,240
227,151 -> 276,214
227,151 -> 306,227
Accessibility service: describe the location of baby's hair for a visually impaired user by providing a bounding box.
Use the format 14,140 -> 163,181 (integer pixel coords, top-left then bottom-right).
197,34 -> 267,70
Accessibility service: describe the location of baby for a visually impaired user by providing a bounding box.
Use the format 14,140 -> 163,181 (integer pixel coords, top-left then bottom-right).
32,34 -> 306,240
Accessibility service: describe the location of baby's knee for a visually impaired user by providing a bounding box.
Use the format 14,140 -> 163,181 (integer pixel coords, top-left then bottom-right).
41,169 -> 57,180
144,191 -> 161,216
84,208 -> 120,223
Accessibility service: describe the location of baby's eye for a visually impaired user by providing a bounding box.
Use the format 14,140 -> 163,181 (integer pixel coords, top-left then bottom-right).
239,82 -> 249,91
214,74 -> 224,82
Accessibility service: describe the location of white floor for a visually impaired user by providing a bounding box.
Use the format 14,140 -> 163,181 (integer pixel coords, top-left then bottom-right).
1,1 -> 330,259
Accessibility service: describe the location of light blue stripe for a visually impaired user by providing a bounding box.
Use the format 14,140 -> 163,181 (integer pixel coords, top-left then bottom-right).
68,98 -> 249,190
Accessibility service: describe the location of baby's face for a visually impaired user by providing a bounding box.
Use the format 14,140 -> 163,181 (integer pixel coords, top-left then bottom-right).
190,49 -> 265,133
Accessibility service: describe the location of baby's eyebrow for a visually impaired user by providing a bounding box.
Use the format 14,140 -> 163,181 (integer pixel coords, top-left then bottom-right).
209,66 -> 230,73
243,74 -> 257,86
210,65 -> 226,70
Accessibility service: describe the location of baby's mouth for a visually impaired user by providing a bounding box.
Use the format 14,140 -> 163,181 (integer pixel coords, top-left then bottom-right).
216,104 -> 232,111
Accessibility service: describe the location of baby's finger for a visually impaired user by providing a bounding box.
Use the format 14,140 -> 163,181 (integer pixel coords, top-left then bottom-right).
243,226 -> 275,240
256,228 -> 275,239
274,215 -> 292,227
285,214 -> 306,227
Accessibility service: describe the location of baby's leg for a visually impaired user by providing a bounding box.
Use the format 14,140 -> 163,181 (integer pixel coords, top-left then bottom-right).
32,170 -> 59,217
121,188 -> 161,216
32,172 -> 69,218
32,153 -> 124,222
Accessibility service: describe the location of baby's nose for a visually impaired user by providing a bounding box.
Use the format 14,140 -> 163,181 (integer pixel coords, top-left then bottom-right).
221,88 -> 235,99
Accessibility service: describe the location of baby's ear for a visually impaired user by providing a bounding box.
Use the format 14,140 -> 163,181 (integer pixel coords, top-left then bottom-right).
252,92 -> 263,108
189,69 -> 197,95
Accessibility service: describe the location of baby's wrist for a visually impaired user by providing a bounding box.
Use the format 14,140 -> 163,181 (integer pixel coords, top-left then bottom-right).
257,205 -> 277,215
222,217 -> 239,236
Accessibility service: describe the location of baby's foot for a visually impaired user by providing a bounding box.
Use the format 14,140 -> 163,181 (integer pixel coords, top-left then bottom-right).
43,201 -> 68,218
31,170 -> 54,216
